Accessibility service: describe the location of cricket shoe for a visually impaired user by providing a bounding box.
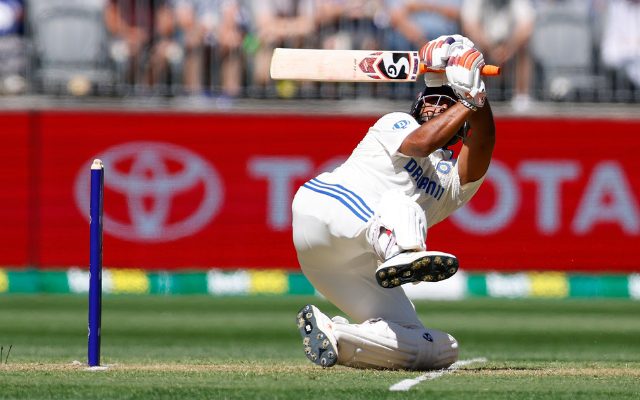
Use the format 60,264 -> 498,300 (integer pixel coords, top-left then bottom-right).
375,250 -> 458,289
296,304 -> 338,368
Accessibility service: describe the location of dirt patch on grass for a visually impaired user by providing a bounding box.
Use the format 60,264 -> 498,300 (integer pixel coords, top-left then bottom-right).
0,361 -> 320,374
2,362 -> 639,378
467,366 -> 640,378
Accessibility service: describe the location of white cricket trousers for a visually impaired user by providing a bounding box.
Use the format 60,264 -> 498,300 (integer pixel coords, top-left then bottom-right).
291,182 -> 423,327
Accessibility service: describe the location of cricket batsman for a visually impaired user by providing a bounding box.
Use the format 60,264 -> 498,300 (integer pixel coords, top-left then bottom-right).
291,35 -> 495,370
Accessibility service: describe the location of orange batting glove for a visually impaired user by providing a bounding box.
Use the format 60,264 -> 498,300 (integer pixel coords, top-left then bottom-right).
419,34 -> 475,70
445,46 -> 487,109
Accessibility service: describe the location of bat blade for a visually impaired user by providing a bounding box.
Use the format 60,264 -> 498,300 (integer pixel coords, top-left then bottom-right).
270,48 -> 421,82
270,48 -> 501,82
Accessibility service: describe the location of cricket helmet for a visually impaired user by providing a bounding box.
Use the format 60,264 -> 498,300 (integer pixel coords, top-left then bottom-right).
410,85 -> 470,148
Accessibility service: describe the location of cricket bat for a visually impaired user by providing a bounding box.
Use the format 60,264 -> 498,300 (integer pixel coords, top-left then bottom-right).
270,48 -> 500,82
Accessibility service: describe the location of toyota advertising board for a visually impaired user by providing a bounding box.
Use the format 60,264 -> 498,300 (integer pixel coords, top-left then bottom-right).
0,113 -> 30,266
37,112 -> 362,270
1,111 -> 638,271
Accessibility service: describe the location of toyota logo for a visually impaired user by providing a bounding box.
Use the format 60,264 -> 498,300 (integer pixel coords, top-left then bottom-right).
74,141 -> 223,242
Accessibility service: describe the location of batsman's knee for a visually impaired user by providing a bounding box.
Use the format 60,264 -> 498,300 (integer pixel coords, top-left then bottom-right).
414,329 -> 459,370
366,190 -> 427,261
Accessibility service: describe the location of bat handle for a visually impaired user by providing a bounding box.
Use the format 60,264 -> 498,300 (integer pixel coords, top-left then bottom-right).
420,63 -> 501,76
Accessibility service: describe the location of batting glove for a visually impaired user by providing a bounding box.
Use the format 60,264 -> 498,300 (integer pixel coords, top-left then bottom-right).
445,46 -> 487,109
419,34 -> 476,70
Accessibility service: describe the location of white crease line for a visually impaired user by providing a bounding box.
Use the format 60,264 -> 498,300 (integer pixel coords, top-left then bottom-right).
389,357 -> 487,391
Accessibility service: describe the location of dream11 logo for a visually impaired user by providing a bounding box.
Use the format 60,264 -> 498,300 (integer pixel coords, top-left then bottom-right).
74,141 -> 223,242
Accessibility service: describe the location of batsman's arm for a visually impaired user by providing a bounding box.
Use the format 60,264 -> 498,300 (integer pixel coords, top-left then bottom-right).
399,102 -> 474,157
457,100 -> 496,185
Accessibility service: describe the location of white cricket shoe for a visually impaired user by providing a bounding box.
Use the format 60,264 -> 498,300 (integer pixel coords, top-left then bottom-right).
375,250 -> 459,289
296,304 -> 339,368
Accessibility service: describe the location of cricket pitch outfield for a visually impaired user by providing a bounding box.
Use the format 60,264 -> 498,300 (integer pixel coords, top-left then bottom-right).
1,295 -> 639,399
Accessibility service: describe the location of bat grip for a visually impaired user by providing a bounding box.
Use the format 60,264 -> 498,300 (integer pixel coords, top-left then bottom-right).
420,63 -> 501,76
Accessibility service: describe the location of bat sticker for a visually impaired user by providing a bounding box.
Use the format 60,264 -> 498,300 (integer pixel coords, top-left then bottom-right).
359,52 -> 417,81
379,52 -> 411,79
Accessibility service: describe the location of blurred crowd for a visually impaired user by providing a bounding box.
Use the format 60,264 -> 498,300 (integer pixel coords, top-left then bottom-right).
0,0 -> 639,107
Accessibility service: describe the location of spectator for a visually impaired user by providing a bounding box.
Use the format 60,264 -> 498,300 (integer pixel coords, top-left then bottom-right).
461,0 -> 536,109
313,0 -> 386,98
600,0 -> 640,90
385,0 -> 462,50
530,0 -> 602,101
173,0 -> 247,97
315,0 -> 384,51
248,0 -> 317,95
0,0 -> 25,94
105,0 -> 182,92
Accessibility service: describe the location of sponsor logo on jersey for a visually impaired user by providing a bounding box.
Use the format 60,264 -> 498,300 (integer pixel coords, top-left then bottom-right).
393,120 -> 410,130
437,161 -> 453,174
404,158 -> 445,200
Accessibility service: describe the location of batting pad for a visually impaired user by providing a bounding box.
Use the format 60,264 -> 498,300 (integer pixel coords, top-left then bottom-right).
333,318 -> 458,370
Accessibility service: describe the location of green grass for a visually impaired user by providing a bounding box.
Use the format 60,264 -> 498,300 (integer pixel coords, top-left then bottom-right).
0,295 -> 639,399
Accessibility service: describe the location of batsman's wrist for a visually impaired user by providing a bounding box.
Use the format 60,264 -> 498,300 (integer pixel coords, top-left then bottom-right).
458,98 -> 478,111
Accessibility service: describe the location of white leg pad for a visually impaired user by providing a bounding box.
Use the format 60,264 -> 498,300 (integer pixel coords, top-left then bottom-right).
367,191 -> 427,261
333,318 -> 458,370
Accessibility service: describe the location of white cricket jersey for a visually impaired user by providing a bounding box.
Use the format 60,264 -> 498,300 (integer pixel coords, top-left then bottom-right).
312,112 -> 485,228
